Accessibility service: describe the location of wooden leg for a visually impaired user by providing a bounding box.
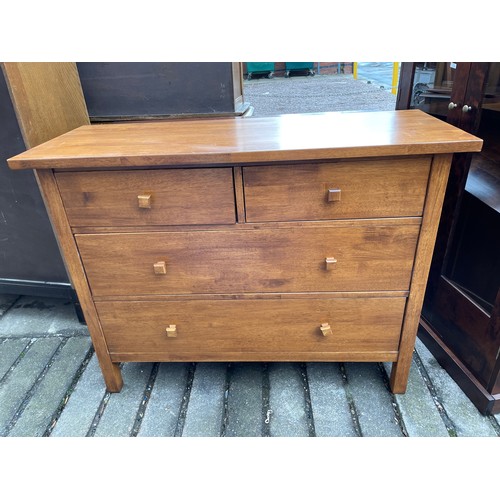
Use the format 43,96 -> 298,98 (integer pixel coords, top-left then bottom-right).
34,170 -> 124,392
100,360 -> 123,393
389,154 -> 454,395
389,360 -> 410,394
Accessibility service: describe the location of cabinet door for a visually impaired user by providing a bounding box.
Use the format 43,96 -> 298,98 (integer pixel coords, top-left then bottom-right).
397,62 -> 488,128
399,62 -> 500,411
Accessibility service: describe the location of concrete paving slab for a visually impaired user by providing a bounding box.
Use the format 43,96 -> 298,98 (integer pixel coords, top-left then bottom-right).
138,363 -> 190,437
307,362 -> 357,437
182,363 -> 227,437
94,362 -> 153,437
383,359 -> 449,437
415,339 -> 497,437
50,353 -> 107,437
0,338 -> 31,380
0,295 -> 88,337
0,337 -> 61,435
0,294 -> 19,317
8,336 -> 92,436
343,362 -> 403,437
268,363 -> 310,437
225,363 -> 263,437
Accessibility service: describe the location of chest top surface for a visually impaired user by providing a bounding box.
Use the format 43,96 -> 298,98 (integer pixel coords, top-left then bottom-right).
7,109 -> 482,170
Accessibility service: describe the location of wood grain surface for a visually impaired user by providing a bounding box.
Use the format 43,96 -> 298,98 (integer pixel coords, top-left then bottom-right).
55,168 -> 235,226
95,297 -> 406,360
7,110 -> 482,170
244,157 -> 431,221
2,62 -> 89,149
76,224 -> 420,297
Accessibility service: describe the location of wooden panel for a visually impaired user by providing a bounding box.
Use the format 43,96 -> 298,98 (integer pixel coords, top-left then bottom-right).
427,276 -> 493,387
7,110 -> 483,170
244,158 -> 431,222
34,170 -> 122,392
76,224 -> 420,297
0,68 -> 69,283
96,297 -> 406,359
419,319 -> 498,415
390,154 -> 453,393
55,168 -> 235,226
1,62 -> 89,149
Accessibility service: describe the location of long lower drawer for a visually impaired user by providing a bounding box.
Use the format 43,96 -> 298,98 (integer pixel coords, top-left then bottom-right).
95,297 -> 406,361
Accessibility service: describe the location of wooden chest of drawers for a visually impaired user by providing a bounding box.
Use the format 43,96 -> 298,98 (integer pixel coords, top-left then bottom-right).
8,110 -> 482,393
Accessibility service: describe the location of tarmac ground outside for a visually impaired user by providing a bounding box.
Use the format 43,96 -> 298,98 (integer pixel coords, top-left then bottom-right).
243,62 -> 399,117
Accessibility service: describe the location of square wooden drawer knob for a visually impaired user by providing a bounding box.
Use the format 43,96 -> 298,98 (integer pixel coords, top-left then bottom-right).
153,261 -> 167,275
325,257 -> 337,270
138,194 -> 152,208
327,188 -> 341,202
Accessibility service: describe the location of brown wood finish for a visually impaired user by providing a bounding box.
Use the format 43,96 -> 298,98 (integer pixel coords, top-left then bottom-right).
243,158 -> 431,222
1,63 -> 90,149
419,319 -> 499,415
390,153 -> 453,393
70,216 -> 423,234
399,63 -> 500,414
232,166 -> 246,223
95,297 -> 406,359
55,168 -> 235,226
33,170 -> 122,392
432,276 -> 493,386
76,224 -> 419,297
7,110 -> 482,170
7,110 -> 482,393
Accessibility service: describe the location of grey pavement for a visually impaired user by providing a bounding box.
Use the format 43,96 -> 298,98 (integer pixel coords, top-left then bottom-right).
243,71 -> 397,117
1,293 -> 499,437
1,73 -> 499,437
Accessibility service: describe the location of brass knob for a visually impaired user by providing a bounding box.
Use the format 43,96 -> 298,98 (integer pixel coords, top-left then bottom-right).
166,325 -> 177,337
320,323 -> 332,336
138,194 -> 152,208
462,104 -> 472,113
448,102 -> 458,110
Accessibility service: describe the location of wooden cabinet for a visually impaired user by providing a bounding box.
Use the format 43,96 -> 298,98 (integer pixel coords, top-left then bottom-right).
397,62 -> 500,414
7,110 -> 481,393
0,63 -> 89,298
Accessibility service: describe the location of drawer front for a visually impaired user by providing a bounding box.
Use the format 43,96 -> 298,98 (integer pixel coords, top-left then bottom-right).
77,224 -> 419,297
55,168 -> 236,226
96,297 -> 406,357
243,157 -> 431,222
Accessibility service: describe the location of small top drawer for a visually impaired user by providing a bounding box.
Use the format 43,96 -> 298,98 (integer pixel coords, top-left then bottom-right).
55,168 -> 236,227
243,157 -> 431,222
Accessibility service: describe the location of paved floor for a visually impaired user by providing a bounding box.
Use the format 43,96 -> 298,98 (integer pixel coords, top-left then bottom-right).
243,72 -> 397,117
356,62 -> 401,92
2,73 -> 499,438
1,293 -> 499,437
